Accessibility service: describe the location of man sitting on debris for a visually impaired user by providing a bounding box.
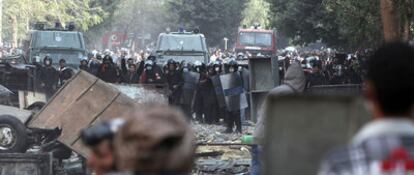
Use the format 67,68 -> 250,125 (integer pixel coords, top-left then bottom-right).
114,105 -> 195,175
319,42 -> 414,175
252,62 -> 306,175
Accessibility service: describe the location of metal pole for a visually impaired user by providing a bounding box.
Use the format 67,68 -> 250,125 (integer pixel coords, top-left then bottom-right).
224,37 -> 228,51
0,0 -> 3,47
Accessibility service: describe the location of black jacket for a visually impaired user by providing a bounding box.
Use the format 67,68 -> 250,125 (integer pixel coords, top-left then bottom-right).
122,71 -> 140,84
98,63 -> 119,83
166,70 -> 184,104
58,66 -> 74,86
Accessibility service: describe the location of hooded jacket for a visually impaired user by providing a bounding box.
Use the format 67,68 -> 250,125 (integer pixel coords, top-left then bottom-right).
253,62 -> 306,144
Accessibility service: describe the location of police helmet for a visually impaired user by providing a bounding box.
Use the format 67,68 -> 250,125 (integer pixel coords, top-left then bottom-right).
43,56 -> 53,65
147,54 -> 156,61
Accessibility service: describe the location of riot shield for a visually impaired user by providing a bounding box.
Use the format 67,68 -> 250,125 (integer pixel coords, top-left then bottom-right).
240,68 -> 250,92
219,72 -> 248,112
181,71 -> 200,106
211,75 -> 226,108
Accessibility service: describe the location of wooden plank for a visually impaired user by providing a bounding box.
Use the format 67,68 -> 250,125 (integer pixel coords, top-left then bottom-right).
56,80 -> 119,145
92,93 -> 139,123
29,71 -> 98,128
70,94 -> 141,157
71,140 -> 90,157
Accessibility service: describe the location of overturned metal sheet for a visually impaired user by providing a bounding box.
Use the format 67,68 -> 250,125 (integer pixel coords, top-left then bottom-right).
264,95 -> 370,175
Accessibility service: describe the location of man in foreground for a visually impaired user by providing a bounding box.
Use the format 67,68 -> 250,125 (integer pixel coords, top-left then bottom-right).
114,105 -> 195,175
319,42 -> 414,174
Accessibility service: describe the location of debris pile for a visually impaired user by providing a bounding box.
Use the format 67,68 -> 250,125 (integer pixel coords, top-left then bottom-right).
114,84 -> 168,104
192,122 -> 255,175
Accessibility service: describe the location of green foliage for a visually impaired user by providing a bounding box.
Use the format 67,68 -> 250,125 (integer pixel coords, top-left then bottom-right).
167,0 -> 247,47
267,0 -> 383,50
3,0 -> 120,46
242,0 -> 271,28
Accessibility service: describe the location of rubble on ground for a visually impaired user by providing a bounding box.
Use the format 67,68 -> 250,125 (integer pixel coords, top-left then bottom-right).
192,122 -> 255,175
114,84 -> 168,104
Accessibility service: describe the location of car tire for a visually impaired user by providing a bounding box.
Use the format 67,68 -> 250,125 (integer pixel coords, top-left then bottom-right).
0,115 -> 28,153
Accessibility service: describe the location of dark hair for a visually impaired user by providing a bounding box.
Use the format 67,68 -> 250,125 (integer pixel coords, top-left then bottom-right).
367,42 -> 414,115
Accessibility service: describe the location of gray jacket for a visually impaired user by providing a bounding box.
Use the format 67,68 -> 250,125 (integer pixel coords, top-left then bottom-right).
253,62 -> 306,144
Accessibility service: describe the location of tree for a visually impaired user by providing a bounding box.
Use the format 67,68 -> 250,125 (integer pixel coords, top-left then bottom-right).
267,0 -> 414,50
380,0 -> 414,42
267,0 -> 384,50
167,0 -> 247,47
2,0 -> 120,48
242,0 -> 271,28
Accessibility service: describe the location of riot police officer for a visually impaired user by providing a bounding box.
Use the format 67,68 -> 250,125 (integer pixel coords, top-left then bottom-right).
193,61 -> 207,123
206,62 -> 220,124
222,60 -> 245,133
210,61 -> 227,123
39,56 -> 58,99
165,59 -> 184,106
180,61 -> 198,120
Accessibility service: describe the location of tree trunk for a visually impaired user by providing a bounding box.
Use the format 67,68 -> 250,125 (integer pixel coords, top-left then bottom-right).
380,0 -> 401,42
11,15 -> 18,48
402,0 -> 413,41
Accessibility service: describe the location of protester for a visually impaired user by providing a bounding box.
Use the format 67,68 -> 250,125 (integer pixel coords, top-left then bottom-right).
140,60 -> 164,84
98,55 -> 119,83
252,62 -> 306,175
122,64 -> 140,84
319,42 -> 414,175
58,59 -> 74,87
113,105 -> 195,175
79,58 -> 91,73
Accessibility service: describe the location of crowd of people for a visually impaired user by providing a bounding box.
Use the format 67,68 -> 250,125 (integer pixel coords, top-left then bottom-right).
35,48 -> 250,134
78,42 -> 414,175
277,48 -> 369,87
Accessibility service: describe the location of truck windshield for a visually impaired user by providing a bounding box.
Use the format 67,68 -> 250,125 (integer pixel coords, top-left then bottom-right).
158,35 -> 204,52
33,31 -> 83,49
239,32 -> 272,47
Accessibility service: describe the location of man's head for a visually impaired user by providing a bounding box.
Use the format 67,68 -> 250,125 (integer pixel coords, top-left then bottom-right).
365,42 -> 414,118
114,105 -> 194,174
86,140 -> 115,175
59,59 -> 66,67
129,64 -> 137,72
80,59 -> 88,66
127,58 -> 134,65
81,119 -> 125,175
43,56 -> 52,66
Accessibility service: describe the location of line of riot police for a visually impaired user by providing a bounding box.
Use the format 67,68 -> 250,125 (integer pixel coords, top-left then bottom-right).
175,59 -> 249,133
39,50 -> 250,134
